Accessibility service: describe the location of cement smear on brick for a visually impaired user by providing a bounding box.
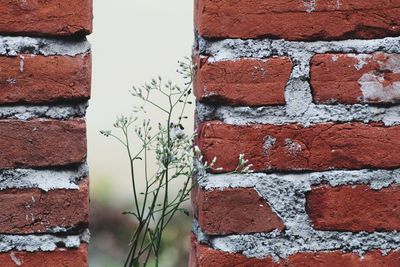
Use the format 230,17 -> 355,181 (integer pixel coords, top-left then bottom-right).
194,170 -> 400,260
0,36 -> 90,56
358,54 -> 400,103
0,164 -> 88,191
0,229 -> 90,252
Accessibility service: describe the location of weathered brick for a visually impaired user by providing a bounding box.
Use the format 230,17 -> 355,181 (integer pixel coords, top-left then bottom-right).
0,0 -> 92,36
0,53 -> 91,104
189,234 -> 276,267
194,57 -> 291,106
288,251 -> 400,267
0,178 -> 88,234
190,236 -> 400,267
0,119 -> 86,169
307,184 -> 400,232
195,0 -> 400,40
0,245 -> 87,267
192,187 -> 284,235
189,235 -> 198,267
197,121 -> 400,172
311,53 -> 400,104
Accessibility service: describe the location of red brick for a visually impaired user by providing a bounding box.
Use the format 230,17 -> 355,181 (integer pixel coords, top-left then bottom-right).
288,250 -> 400,267
190,235 -> 277,267
194,57 -> 291,106
0,178 -> 88,234
195,0 -> 400,40
192,187 -> 284,235
0,53 -> 91,104
311,53 -> 400,104
0,0 -> 92,36
190,237 -> 400,267
0,245 -> 88,267
197,121 -> 400,172
0,119 -> 86,169
307,184 -> 400,232
189,235 -> 199,267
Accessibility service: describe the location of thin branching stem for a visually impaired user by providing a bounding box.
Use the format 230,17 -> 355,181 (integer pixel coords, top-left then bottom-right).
101,58 -> 253,267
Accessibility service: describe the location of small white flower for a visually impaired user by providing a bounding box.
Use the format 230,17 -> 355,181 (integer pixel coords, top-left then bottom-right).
100,130 -> 111,137
171,127 -> 186,140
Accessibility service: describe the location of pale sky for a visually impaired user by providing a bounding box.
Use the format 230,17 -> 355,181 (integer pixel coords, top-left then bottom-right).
87,0 -> 194,203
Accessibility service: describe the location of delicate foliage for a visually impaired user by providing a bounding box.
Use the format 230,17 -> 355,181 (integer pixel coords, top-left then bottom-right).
101,57 -> 253,267
101,58 -> 197,267
235,154 -> 254,174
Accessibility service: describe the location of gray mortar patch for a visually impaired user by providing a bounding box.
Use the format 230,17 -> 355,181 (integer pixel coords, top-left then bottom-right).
194,223 -> 400,261
197,169 -> 400,195
0,164 -> 88,191
0,229 -> 90,252
197,102 -> 400,126
0,36 -> 90,56
196,36 -> 400,126
263,136 -> 276,155
302,0 -> 316,13
199,37 -> 400,62
193,170 -> 400,260
0,103 -> 87,120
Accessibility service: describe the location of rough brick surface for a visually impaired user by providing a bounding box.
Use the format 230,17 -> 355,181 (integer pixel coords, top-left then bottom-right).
311,53 -> 400,104
288,251 -> 400,267
190,235 -> 276,267
0,53 -> 91,104
0,0 -> 92,264
0,178 -> 88,234
193,0 -> 400,265
0,245 -> 88,267
195,0 -> 400,40
194,57 -> 292,106
190,236 -> 400,267
197,121 -> 400,172
307,184 -> 400,232
0,119 -> 87,169
0,0 -> 92,36
192,187 -> 284,235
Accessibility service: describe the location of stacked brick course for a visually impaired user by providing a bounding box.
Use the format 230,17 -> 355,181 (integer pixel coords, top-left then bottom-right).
0,2 -> 92,266
192,0 -> 400,266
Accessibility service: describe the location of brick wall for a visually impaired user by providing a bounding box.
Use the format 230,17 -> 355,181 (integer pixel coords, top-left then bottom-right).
192,1 -> 400,266
0,2 -> 92,266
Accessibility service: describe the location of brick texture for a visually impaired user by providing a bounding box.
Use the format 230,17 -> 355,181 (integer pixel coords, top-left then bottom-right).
0,0 -> 92,36
0,245 -> 88,267
190,235 -> 276,267
194,57 -> 292,106
0,178 -> 88,234
192,187 -> 284,235
197,121 -> 400,172
195,0 -> 400,40
307,184 -> 400,232
193,0 -> 400,265
190,236 -> 400,267
311,53 -> 400,104
0,0 -> 91,264
0,53 -> 91,104
0,119 -> 87,169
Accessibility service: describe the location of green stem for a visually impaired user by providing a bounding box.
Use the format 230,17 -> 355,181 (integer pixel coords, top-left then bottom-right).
123,127 -> 141,220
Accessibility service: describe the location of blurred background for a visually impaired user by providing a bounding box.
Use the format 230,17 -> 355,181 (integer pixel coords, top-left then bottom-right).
87,1 -> 194,266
